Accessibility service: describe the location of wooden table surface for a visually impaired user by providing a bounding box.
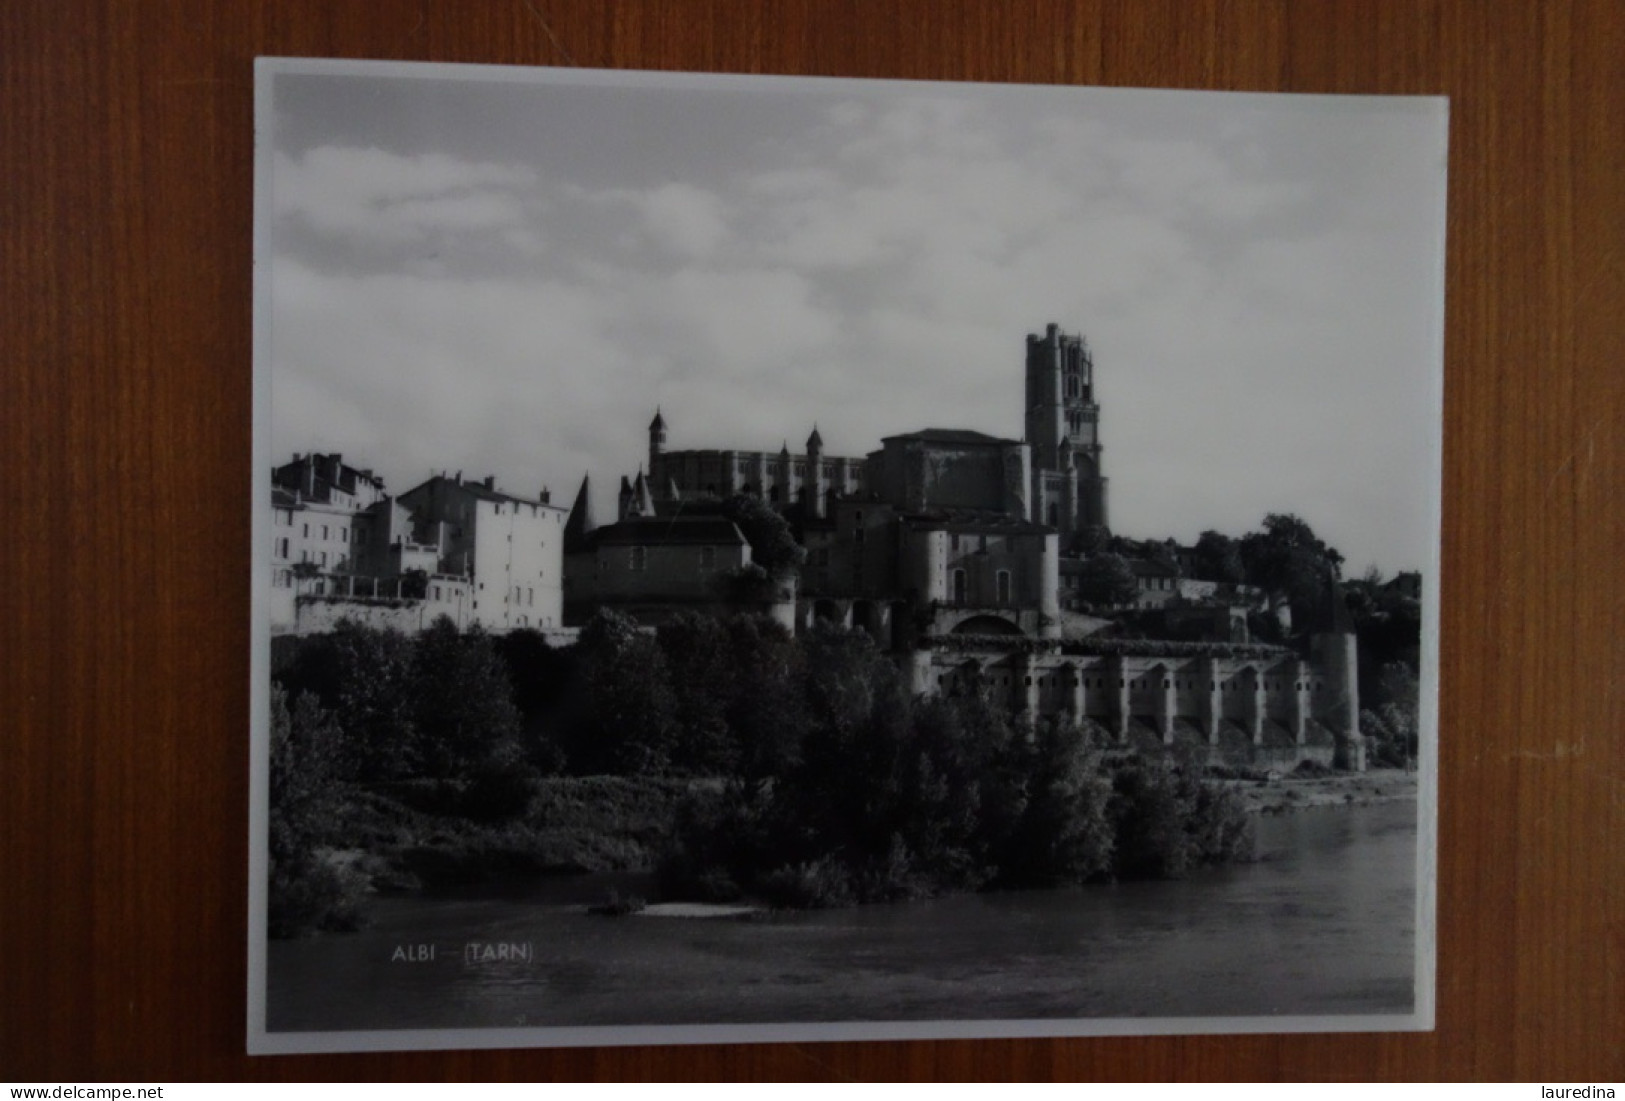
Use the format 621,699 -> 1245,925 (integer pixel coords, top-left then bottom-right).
2,0 -> 1620,1082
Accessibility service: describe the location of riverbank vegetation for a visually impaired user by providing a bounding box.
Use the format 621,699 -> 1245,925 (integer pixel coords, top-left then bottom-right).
269,613 -> 1262,935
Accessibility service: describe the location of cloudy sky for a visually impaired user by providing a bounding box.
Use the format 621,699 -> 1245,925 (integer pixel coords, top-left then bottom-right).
259,61 -> 1446,574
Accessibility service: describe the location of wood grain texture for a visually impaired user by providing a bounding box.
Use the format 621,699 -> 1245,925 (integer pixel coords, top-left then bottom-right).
1,0 -> 1620,1081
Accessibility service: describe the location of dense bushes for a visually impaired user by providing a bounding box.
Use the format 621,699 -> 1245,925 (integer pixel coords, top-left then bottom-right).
267,684 -> 368,937
271,613 -> 1257,931
654,628 -> 1252,906
1107,757 -> 1253,879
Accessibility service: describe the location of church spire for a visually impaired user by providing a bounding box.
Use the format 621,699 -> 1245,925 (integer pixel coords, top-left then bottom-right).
648,407 -> 667,472
564,472 -> 597,552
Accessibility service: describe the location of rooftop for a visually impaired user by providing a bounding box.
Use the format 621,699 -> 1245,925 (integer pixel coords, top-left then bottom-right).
882,428 -> 1017,447
592,515 -> 749,547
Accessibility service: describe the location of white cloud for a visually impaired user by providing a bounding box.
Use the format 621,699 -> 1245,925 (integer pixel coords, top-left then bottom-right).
273,146 -> 539,246
598,182 -> 731,260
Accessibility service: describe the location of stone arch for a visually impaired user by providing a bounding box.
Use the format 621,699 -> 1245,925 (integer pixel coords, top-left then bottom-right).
948,612 -> 1024,636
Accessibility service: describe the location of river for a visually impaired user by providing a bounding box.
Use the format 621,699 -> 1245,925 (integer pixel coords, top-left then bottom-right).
265,800 -> 1418,1036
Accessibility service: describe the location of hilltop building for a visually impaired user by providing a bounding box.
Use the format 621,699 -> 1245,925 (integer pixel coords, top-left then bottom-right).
568,323 -> 1363,769
268,461 -> 568,637
395,474 -> 569,632
270,453 -> 387,592
645,412 -> 864,519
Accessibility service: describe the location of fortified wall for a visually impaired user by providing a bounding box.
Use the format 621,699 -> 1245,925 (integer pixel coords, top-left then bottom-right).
902,634 -> 1361,771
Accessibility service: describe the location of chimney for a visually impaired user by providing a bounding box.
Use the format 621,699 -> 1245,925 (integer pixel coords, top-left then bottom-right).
539,486 -> 551,504
483,475 -> 495,491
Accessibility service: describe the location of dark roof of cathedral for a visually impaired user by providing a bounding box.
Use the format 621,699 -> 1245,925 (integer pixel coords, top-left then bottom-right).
882,428 -> 1017,447
593,515 -> 748,547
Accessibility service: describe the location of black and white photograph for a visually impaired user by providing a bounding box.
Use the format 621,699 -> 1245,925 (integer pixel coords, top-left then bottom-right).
249,58 -> 1444,1053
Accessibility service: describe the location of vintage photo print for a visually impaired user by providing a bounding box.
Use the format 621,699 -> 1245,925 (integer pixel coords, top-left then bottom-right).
250,58 -> 1445,1053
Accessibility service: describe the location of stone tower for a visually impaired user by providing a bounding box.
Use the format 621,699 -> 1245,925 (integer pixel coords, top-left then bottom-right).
806,425 -> 826,518
1025,323 -> 1108,530
1309,570 -> 1364,772
648,408 -> 667,473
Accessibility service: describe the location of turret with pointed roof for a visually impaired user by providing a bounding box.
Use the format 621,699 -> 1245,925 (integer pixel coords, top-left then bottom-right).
564,473 -> 597,553
631,469 -> 656,517
648,407 -> 667,472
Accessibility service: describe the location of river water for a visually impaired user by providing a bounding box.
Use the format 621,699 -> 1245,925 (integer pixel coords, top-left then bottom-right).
266,800 -> 1418,1034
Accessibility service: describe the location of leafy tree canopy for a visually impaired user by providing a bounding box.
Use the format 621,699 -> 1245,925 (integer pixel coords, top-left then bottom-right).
1238,513 -> 1345,626
722,494 -> 807,577
1191,530 -> 1245,584
1075,552 -> 1140,607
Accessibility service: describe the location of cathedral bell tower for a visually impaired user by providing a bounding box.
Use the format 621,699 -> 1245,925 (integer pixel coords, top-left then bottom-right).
648,407 -> 667,473
1025,323 -> 1108,530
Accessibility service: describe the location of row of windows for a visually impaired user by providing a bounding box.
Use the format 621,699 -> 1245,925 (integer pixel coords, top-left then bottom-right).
941,673 -> 1322,692
627,546 -> 719,571
277,521 -> 355,543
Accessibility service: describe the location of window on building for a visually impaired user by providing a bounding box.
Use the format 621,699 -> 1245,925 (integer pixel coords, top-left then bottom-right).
630,546 -> 646,571
321,525 -> 329,540
275,538 -> 289,559
317,551 -> 327,567
979,535 -> 988,552
951,533 -> 960,551
952,569 -> 967,606
302,524 -> 309,538
996,570 -> 1011,604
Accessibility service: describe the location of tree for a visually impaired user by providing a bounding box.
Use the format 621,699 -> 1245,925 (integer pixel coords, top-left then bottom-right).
326,619 -> 418,781
722,614 -> 808,781
1073,524 -> 1111,555
1191,530 -> 1245,584
994,717 -> 1113,887
268,684 -> 363,937
494,629 -> 570,774
1074,552 -> 1140,606
410,617 -> 522,779
574,609 -> 678,775
656,612 -> 739,774
1238,513 -> 1345,626
721,494 -> 807,576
